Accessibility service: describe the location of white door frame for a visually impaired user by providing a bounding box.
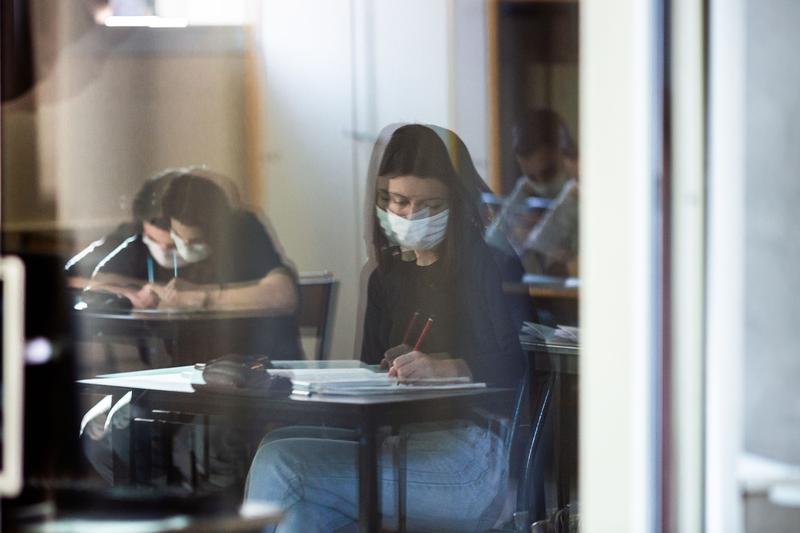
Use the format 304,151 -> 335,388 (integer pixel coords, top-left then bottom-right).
580,0 -> 661,531
705,0 -> 745,531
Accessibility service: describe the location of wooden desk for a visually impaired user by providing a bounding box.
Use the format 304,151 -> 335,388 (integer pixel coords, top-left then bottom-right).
528,286 -> 579,299
505,276 -> 579,325
504,275 -> 579,298
78,368 -> 514,533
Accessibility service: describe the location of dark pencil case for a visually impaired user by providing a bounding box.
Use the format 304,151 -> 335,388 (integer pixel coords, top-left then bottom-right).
200,354 -> 291,395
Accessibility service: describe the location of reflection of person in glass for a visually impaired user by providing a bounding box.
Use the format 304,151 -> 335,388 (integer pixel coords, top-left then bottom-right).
80,170 -> 303,488
485,109 -> 579,274
139,173 -> 298,313
83,171 -> 298,315
77,169 -> 303,360
245,124 -> 525,532
512,109 -> 577,199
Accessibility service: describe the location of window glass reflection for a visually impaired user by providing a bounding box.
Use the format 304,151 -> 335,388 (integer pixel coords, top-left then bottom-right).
0,1 -> 579,530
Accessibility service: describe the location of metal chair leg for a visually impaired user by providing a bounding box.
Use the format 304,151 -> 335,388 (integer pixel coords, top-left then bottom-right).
390,429 -> 408,533
516,372 -> 557,526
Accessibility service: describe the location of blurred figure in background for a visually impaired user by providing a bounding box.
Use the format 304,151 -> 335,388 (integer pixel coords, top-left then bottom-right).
66,167 -> 247,306
485,109 -> 579,275
144,172 -> 297,315
75,168 -> 302,359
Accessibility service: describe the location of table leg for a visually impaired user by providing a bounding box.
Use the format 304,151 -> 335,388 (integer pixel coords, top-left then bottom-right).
190,428 -> 198,490
203,415 -> 211,484
134,417 -> 158,486
518,371 -> 556,524
161,420 -> 179,486
564,373 -> 579,519
111,422 -> 130,485
556,374 -> 573,510
392,429 -> 407,533
357,411 -> 380,533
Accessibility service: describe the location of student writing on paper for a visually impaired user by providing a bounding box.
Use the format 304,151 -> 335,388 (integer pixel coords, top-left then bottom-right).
74,169 -> 303,360
141,172 -> 298,315
69,167 -> 286,309
80,170 -> 304,490
245,124 -> 526,532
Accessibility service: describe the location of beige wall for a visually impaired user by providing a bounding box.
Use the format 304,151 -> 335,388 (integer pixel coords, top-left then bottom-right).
3,21 -> 249,249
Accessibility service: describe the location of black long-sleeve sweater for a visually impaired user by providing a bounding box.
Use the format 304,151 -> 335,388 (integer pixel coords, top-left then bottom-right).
360,243 -> 525,390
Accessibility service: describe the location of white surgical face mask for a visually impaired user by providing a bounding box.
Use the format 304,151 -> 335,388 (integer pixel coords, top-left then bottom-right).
142,234 -> 187,269
170,230 -> 212,264
376,206 -> 398,245
383,208 -> 449,251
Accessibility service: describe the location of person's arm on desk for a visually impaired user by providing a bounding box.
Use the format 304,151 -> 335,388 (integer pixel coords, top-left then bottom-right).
85,272 -> 160,309
146,267 -> 298,313
380,314 -> 473,379
211,268 -> 297,312
67,276 -> 94,290
65,223 -> 141,289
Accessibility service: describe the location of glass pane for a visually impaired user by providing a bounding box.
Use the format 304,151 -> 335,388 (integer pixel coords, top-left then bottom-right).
740,1 -> 800,529
0,0 -> 579,530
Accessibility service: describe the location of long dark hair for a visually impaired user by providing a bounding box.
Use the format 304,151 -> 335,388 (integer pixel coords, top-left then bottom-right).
132,170 -> 180,230
161,173 -> 232,248
371,124 -> 486,279
512,108 -> 578,159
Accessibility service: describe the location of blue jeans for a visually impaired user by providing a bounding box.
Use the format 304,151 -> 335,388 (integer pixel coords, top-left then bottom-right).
244,421 -> 508,532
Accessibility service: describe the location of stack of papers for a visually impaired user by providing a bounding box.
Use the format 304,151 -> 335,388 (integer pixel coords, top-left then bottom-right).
270,360 -> 372,370
520,322 -> 579,345
268,367 -> 485,396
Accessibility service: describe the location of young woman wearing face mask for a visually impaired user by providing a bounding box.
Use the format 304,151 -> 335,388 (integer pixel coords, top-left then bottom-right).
244,124 -> 526,532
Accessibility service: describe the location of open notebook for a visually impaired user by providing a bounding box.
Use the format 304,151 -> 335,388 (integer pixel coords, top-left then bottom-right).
268,367 -> 486,396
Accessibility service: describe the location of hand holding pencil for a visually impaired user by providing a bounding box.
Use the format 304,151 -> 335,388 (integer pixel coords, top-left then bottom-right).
383,313 -> 436,378
388,351 -> 438,379
380,313 -> 433,366
381,312 -> 473,380
379,343 -> 413,369
389,350 -> 474,380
